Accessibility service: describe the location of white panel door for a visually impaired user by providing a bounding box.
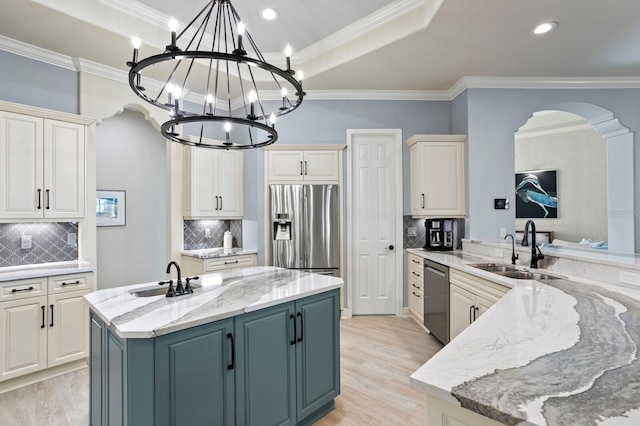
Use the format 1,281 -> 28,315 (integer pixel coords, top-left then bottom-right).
217,150 -> 243,217
351,131 -> 400,315
0,296 -> 48,381
0,112 -> 44,219
44,119 -> 85,218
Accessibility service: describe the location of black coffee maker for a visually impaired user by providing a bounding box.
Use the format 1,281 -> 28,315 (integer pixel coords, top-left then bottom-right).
424,219 -> 454,251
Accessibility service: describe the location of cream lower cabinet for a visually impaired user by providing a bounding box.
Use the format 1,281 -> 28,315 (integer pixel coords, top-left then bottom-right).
449,269 -> 508,340
266,149 -> 339,182
0,273 -> 92,383
183,145 -> 243,219
0,111 -> 87,220
407,253 -> 424,324
425,394 -> 505,426
181,254 -> 257,277
407,135 -> 465,218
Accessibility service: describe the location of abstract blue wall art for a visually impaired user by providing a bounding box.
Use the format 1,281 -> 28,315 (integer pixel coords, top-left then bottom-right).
515,170 -> 558,218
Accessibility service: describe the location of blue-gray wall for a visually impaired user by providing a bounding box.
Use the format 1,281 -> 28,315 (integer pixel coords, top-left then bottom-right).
457,88 -> 640,250
0,50 -> 78,114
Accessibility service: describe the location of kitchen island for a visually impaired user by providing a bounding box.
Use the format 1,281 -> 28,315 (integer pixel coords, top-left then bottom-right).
85,266 -> 342,426
409,249 -> 640,426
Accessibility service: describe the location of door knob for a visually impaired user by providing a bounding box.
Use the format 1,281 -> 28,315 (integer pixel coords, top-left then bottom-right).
387,245 -> 395,251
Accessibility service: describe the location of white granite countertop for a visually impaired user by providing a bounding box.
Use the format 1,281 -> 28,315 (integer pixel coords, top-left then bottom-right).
0,261 -> 97,283
408,248 -> 640,425
84,266 -> 343,339
181,247 -> 258,259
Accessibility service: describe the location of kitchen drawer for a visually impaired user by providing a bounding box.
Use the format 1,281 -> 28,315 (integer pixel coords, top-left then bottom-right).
409,276 -> 423,293
0,277 -> 47,302
408,288 -> 424,319
408,253 -> 423,276
204,254 -> 257,272
49,273 -> 92,294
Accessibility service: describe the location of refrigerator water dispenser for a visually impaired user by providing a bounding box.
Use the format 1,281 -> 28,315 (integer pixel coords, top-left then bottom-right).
274,213 -> 292,240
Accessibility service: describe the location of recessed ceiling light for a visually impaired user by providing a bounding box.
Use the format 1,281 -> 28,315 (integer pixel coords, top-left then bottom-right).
260,8 -> 279,21
531,21 -> 558,35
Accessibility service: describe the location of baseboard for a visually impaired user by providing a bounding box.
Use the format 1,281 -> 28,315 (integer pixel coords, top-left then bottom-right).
402,307 -> 412,317
0,359 -> 88,395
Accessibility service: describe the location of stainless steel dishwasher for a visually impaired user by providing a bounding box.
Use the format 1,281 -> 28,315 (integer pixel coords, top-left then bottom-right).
423,259 -> 450,345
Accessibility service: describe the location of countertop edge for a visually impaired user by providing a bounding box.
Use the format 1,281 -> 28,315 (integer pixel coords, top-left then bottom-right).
0,263 -> 97,282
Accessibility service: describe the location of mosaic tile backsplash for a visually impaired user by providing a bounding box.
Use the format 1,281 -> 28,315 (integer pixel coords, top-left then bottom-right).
183,219 -> 243,250
0,223 -> 79,267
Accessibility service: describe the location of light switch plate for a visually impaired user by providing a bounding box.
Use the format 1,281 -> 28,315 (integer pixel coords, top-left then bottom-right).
408,227 -> 417,237
21,235 -> 32,249
205,228 -> 212,238
67,232 -> 77,246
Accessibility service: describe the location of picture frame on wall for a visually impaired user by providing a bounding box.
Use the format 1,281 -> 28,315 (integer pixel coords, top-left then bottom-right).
96,190 -> 126,226
515,170 -> 558,219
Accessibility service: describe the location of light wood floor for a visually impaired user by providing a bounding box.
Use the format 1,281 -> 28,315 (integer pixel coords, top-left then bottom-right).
0,315 -> 442,425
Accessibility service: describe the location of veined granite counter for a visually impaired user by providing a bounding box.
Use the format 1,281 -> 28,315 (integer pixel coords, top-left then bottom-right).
408,248 -> 640,425
0,261 -> 96,282
181,247 -> 258,259
85,266 -> 343,339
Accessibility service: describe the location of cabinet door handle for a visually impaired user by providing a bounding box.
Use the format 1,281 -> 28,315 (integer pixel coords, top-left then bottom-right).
224,260 -> 239,265
215,196 -> 219,210
304,161 -> 308,175
421,193 -> 425,209
12,286 -> 34,293
45,189 -> 50,210
300,161 -> 304,175
61,280 -> 81,287
226,332 -> 235,370
37,189 -> 42,210
50,304 -> 54,327
474,306 -> 479,321
41,306 -> 45,329
290,314 -> 297,345
297,312 -> 304,343
469,305 -> 475,325
219,196 -> 222,210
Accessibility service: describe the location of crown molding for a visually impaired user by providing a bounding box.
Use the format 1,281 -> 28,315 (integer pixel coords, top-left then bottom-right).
2,35 -> 640,104
0,35 -> 76,71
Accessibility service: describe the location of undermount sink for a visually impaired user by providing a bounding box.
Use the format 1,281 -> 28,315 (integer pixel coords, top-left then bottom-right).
470,263 -> 520,273
470,263 -> 564,280
129,283 -> 202,297
498,271 -> 563,280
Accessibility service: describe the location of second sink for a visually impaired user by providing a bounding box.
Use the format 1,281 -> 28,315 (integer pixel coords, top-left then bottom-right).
470,263 -> 520,273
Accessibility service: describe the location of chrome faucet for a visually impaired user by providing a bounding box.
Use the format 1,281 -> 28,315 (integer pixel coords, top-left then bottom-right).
521,220 -> 544,268
504,233 -> 519,265
166,261 -> 184,296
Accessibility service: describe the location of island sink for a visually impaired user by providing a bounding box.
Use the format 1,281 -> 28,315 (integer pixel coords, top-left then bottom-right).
129,283 -> 202,297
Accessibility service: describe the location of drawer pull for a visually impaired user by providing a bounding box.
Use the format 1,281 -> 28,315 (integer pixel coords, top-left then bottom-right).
12,286 -> 34,293
224,260 -> 239,265
411,259 -> 421,264
61,280 -> 82,286
411,271 -> 421,276
412,291 -> 421,298
412,283 -> 420,289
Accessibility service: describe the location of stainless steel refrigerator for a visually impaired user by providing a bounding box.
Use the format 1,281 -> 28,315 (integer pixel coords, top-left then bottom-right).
270,184 -> 340,275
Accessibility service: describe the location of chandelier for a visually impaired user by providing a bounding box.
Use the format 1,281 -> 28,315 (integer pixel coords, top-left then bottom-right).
126,0 -> 304,149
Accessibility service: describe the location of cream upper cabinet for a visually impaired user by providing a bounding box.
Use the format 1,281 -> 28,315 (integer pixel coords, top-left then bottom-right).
183,146 -> 243,219
0,111 -> 86,220
266,149 -> 339,182
449,269 -> 508,340
407,135 -> 465,218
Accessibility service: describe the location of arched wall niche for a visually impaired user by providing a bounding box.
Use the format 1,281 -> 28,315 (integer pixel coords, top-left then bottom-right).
515,101 -> 634,253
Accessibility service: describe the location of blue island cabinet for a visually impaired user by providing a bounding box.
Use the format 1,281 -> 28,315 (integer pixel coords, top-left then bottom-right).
89,288 -> 340,426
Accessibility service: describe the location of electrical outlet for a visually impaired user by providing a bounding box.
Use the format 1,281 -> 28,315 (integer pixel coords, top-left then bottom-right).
499,227 -> 507,238
494,249 -> 504,258
67,232 -> 77,246
408,227 -> 417,237
620,271 -> 640,286
205,228 -> 212,238
21,235 -> 32,249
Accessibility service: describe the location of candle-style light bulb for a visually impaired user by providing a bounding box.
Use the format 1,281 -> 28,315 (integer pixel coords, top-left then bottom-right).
298,71 -> 304,83
173,85 -> 182,116
224,122 -> 232,145
166,82 -> 175,104
233,21 -> 247,55
284,44 -> 292,71
206,94 -> 214,115
128,36 -> 141,66
169,18 -> 178,48
247,90 -> 257,119
269,113 -> 276,127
